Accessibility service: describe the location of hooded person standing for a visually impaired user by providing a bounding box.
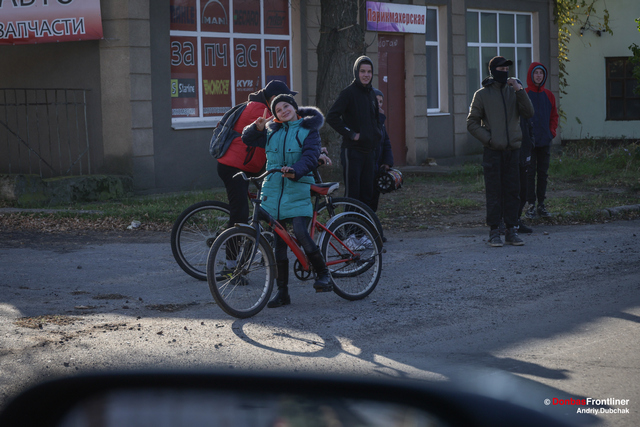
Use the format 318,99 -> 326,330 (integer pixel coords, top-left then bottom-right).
524,62 -> 559,219
326,56 -> 382,210
467,56 -> 535,247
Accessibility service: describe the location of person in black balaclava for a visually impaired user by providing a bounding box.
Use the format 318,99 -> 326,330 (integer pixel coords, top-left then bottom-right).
466,56 -> 535,247
326,56 -> 382,211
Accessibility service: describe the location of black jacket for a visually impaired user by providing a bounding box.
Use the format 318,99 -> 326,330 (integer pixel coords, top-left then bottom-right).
326,56 -> 382,153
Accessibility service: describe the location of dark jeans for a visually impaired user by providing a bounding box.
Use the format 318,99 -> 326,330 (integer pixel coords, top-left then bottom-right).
518,163 -> 529,218
217,162 -> 260,262
527,145 -> 551,205
482,147 -> 520,228
217,162 -> 257,227
341,147 -> 376,210
273,217 -> 318,262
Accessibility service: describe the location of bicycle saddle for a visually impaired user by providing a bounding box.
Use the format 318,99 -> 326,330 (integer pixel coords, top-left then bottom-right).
310,182 -> 339,196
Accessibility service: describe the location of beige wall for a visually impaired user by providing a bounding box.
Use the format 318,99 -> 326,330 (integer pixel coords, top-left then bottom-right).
99,0 -> 154,187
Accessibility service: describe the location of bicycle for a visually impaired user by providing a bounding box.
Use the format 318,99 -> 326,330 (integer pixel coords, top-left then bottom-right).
171,168 -> 384,281
205,168 -> 383,319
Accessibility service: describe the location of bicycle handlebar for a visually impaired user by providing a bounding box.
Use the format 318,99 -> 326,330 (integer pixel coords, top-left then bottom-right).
233,168 -> 281,182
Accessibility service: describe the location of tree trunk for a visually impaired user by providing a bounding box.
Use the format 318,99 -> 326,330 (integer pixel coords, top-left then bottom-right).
316,0 -> 365,173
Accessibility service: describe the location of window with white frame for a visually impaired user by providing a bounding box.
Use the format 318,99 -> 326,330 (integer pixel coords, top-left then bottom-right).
466,10 -> 533,104
425,7 -> 440,113
169,0 -> 292,128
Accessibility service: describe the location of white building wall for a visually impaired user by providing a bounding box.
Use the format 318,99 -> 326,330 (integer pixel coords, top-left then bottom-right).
561,0 -> 640,140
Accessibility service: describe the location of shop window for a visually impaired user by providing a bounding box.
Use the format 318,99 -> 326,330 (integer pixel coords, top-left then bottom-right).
466,10 -> 533,105
425,7 -> 440,113
170,0 -> 292,128
606,57 -> 640,121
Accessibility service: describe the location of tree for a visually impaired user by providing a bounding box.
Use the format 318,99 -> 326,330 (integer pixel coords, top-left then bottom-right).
315,0 -> 365,157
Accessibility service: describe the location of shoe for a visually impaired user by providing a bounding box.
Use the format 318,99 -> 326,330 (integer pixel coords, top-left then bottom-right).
356,236 -> 374,249
537,204 -> 551,218
498,219 -> 506,235
218,266 -> 248,286
505,228 -> 525,246
517,219 -> 533,234
307,249 -> 334,293
344,234 -> 360,250
488,229 -> 503,247
267,260 -> 290,308
525,205 -> 537,219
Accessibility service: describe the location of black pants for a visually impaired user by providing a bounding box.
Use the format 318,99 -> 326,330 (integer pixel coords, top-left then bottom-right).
518,163 -> 529,218
482,147 -> 520,228
273,217 -> 318,263
218,162 -> 260,263
341,147 -> 376,211
217,162 -> 259,227
527,145 -> 551,205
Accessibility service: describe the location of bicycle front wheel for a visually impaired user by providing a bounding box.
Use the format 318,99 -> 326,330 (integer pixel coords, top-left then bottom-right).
321,216 -> 382,301
206,227 -> 275,318
316,197 -> 384,244
171,201 -> 230,281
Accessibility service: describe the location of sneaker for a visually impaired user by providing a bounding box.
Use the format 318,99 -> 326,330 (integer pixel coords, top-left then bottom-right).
356,236 -> 374,249
517,219 -> 533,234
488,230 -> 503,247
505,228 -> 525,246
537,204 -> 551,218
525,205 -> 537,219
217,266 -> 248,286
498,219 -> 506,235
344,234 -> 359,250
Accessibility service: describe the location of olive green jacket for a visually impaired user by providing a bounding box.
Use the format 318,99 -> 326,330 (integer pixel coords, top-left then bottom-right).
467,77 -> 535,151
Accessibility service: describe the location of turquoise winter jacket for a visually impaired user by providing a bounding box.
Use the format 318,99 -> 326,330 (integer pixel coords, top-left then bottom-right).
242,107 -> 323,220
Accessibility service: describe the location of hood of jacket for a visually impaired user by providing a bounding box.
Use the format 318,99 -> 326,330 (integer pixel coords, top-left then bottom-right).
527,62 -> 548,93
266,106 -> 324,133
247,89 -> 269,107
352,55 -> 374,89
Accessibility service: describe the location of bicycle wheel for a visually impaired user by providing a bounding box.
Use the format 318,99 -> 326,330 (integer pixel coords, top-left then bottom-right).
171,201 -> 230,281
206,227 -> 275,318
320,216 -> 382,301
316,197 -> 384,244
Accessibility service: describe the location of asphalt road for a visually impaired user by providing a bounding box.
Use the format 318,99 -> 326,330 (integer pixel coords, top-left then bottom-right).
1,221 -> 639,426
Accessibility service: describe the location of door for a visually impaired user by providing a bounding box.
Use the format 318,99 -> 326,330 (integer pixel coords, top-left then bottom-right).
378,34 -> 406,166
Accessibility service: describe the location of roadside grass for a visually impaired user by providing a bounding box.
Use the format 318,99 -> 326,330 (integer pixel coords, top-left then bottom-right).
1,140 -> 638,232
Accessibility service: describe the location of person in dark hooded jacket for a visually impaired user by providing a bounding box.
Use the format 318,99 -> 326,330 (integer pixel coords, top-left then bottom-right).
242,95 -> 334,308
326,56 -> 382,210
524,62 -> 558,219
467,56 -> 534,247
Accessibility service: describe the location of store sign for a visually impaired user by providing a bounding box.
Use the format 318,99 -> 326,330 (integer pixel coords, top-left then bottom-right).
0,0 -> 103,45
170,0 -> 292,121
366,1 -> 426,34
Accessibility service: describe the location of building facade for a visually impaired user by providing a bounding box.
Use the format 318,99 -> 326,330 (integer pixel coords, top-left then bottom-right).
0,0 -> 558,193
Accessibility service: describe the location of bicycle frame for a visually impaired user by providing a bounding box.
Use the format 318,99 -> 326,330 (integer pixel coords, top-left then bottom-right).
238,169 -> 361,275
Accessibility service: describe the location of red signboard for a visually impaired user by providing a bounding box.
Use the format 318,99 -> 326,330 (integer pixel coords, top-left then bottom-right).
202,37 -> 232,116
233,38 -> 262,102
265,39 -> 290,87
171,36 -> 199,118
0,0 -> 103,45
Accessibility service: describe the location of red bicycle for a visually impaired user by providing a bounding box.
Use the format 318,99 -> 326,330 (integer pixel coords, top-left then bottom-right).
205,169 -> 383,318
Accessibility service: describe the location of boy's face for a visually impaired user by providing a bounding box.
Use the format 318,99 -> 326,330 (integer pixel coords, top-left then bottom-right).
533,68 -> 545,85
376,95 -> 384,109
359,64 -> 373,85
